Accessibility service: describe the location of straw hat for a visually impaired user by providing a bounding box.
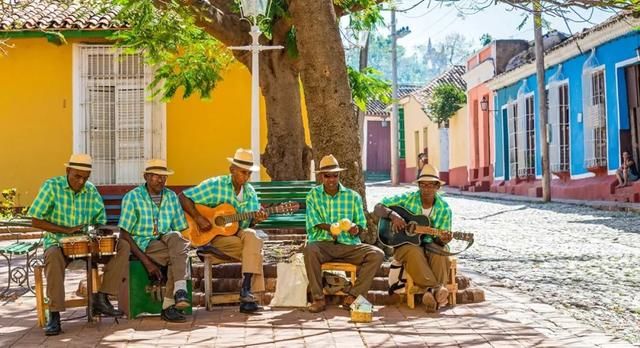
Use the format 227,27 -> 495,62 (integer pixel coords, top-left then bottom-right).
144,159 -> 174,176
314,154 -> 347,173
64,153 -> 92,172
414,164 -> 445,185
227,148 -> 260,171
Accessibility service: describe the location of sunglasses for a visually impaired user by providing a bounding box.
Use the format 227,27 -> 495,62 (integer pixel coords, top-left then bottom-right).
323,173 -> 340,178
418,182 -> 441,189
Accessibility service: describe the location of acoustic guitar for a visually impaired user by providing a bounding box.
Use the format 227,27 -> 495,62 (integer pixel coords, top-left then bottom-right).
182,202 -> 299,247
378,205 -> 474,248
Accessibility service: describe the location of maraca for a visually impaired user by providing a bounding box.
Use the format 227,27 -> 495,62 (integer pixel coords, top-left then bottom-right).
330,222 -> 342,236
339,218 -> 352,231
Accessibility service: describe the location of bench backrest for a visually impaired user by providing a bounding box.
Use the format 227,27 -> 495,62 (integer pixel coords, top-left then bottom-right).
101,181 -> 317,229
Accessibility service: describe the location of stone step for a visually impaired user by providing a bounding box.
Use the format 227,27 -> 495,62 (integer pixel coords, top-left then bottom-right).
192,261 -> 394,280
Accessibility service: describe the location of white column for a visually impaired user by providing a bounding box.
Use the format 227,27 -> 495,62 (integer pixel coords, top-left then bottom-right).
250,25 -> 261,182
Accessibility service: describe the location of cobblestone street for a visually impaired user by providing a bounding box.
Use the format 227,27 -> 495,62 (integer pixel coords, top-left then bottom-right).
367,184 -> 640,344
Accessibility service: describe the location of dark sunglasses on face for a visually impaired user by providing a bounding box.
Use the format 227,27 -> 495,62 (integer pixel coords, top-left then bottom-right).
323,173 -> 339,178
419,182 -> 440,189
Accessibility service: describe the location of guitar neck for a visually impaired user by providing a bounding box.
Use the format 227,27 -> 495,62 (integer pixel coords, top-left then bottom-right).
223,206 -> 281,223
414,225 -> 472,241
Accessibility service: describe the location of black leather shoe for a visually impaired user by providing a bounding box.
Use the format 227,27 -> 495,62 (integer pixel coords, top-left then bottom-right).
239,302 -> 262,314
161,305 -> 187,323
92,292 -> 124,317
173,289 -> 190,310
44,311 -> 61,336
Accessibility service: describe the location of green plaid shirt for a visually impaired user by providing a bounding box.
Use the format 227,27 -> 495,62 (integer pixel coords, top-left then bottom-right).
379,191 -> 451,244
28,176 -> 106,249
305,184 -> 366,245
118,185 -> 188,251
182,175 -> 260,230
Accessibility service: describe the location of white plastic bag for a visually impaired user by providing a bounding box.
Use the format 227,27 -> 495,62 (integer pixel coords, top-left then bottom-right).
269,253 -> 309,307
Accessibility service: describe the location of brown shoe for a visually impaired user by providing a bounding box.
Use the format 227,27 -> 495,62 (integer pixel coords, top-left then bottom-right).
342,295 -> 356,310
422,292 -> 437,313
433,285 -> 449,308
307,299 -> 326,313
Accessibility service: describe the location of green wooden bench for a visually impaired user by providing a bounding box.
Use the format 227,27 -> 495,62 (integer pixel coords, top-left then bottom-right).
252,180 -> 316,230
101,180 -> 317,229
0,223 -> 42,295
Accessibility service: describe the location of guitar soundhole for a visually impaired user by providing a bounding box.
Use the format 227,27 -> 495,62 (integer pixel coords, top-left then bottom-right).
405,221 -> 417,237
214,216 -> 226,226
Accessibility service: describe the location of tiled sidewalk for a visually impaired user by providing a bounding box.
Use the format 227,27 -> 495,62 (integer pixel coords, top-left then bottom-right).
0,268 -> 634,348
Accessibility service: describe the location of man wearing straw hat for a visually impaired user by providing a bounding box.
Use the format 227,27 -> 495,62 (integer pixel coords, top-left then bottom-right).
304,154 -> 384,313
29,154 -> 130,335
179,148 -> 268,314
117,159 -> 192,323
373,164 -> 452,312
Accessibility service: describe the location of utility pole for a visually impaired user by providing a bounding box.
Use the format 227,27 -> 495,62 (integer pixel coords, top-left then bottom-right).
390,7 -> 400,185
533,0 -> 551,202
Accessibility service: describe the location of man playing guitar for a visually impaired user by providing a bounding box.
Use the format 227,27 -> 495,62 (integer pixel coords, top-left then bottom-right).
179,148 -> 268,314
374,164 -> 452,312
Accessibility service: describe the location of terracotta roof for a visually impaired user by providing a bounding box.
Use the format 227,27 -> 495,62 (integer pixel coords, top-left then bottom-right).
0,0 -> 124,31
412,65 -> 466,106
366,85 -> 421,116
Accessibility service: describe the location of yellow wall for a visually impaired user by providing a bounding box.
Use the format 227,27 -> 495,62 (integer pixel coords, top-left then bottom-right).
402,97 -> 468,172
449,105 -> 468,169
166,62 -> 270,185
401,96 -> 440,170
0,37 -> 308,204
0,38 -> 75,206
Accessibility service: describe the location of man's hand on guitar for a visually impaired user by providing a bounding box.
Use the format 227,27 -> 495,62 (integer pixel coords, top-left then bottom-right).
195,215 -> 213,232
440,232 -> 453,245
348,224 -> 360,236
390,212 -> 407,233
253,209 -> 269,225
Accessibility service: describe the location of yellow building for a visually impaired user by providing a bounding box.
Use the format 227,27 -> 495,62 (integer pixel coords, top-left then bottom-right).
398,66 -> 468,186
0,5 -> 308,205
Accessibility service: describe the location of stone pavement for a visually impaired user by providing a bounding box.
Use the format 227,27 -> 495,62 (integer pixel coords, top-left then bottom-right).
0,268 -> 635,347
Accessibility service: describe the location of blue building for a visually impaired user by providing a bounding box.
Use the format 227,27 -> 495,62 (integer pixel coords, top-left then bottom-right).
487,13 -> 640,201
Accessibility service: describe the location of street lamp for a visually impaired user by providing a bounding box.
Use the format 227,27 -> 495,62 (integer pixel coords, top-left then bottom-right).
480,95 -> 494,112
230,0 -> 283,181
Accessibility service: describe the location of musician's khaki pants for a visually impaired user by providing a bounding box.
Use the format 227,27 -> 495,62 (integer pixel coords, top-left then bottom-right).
207,228 -> 265,292
44,240 -> 130,312
143,232 -> 191,296
303,241 -> 385,300
393,244 -> 450,288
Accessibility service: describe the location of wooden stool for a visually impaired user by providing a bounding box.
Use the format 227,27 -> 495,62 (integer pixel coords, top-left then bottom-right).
203,256 -> 240,310
405,258 -> 457,309
34,262 -> 100,327
321,262 -> 357,296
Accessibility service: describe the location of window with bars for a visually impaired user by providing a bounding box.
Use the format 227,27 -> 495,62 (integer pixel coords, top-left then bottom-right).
549,83 -> 570,173
582,51 -> 607,169
589,70 -> 607,167
75,45 -> 162,185
517,95 -> 536,178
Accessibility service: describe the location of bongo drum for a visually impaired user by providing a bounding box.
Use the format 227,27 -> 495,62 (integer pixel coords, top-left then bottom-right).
60,235 -> 91,259
91,235 -> 117,256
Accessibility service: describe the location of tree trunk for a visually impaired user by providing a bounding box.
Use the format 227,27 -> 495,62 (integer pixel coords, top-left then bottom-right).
260,52 -> 312,180
289,0 -> 374,243
534,1 -> 551,202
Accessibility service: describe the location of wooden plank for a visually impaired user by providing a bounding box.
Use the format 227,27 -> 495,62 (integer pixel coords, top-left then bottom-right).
35,265 -> 46,327
208,293 -> 240,305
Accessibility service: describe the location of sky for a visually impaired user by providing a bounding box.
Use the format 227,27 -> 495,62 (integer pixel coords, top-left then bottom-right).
375,1 -> 616,55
